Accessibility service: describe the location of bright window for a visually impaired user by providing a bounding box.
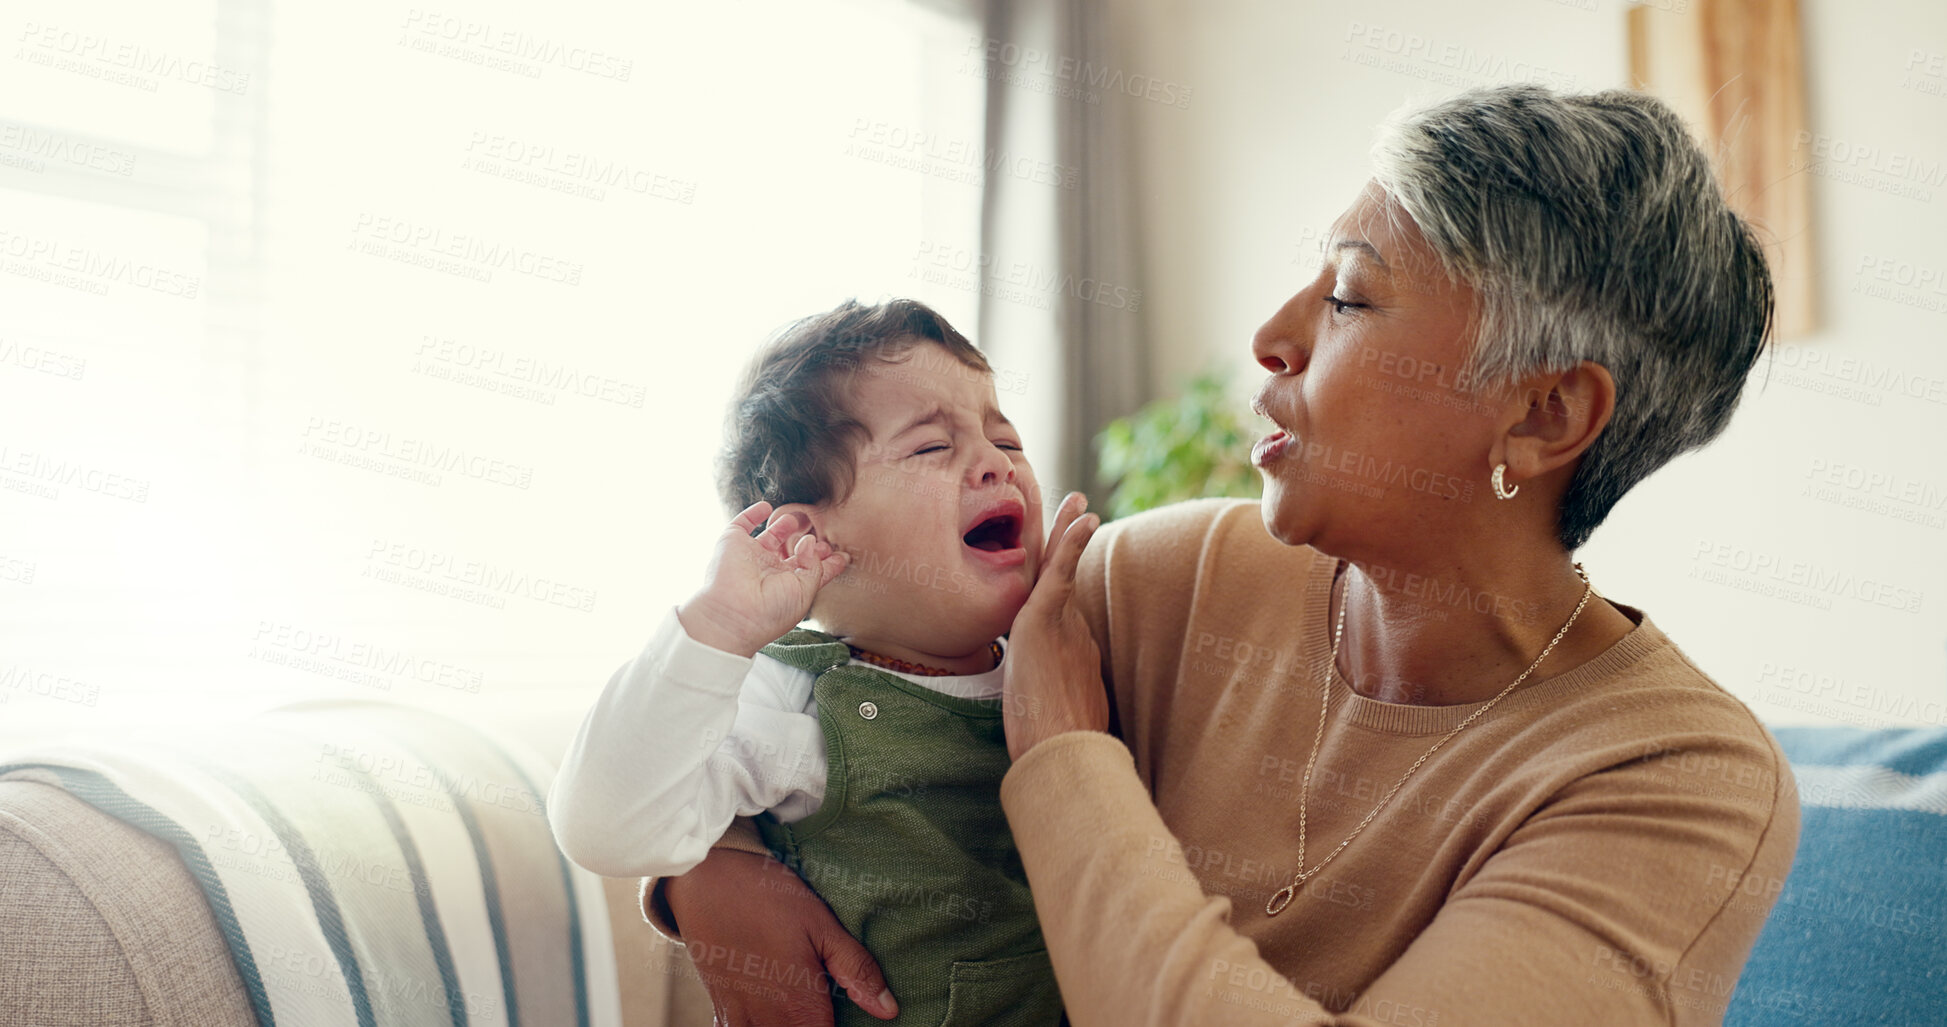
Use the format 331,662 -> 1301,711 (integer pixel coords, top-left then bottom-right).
0,0 -> 985,750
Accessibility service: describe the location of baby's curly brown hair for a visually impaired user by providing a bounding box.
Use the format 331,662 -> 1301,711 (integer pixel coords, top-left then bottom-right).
717,298 -> 991,516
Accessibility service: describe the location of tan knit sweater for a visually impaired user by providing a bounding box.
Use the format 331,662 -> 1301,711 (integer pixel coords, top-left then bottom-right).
649,498 -> 1799,1027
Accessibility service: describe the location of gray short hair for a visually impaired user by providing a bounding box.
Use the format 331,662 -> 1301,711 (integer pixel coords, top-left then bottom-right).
1369,84 -> 1774,550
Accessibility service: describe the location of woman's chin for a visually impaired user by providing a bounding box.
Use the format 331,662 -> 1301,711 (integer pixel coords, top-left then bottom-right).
1257,483 -> 1311,548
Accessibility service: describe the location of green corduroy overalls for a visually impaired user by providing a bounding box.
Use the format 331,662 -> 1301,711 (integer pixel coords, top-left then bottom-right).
755,627 -> 1065,1027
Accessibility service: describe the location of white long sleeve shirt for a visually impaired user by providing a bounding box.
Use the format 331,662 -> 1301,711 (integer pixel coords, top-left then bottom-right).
547,606 -> 1007,879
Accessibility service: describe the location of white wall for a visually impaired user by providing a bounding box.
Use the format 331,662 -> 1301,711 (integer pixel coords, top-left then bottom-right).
1115,0 -> 1947,727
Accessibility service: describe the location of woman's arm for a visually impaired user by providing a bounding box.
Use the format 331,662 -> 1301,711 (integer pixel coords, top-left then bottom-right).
1000,729 -> 1794,1026
662,845 -> 899,1024
999,499 -> 1798,1026
639,816 -> 772,940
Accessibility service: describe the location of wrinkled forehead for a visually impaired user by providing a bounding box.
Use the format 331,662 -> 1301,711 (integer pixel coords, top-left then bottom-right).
1323,182 -> 1447,280
842,341 -> 1005,436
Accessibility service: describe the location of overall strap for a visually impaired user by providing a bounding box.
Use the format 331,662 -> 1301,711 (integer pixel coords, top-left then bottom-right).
758,627 -> 853,677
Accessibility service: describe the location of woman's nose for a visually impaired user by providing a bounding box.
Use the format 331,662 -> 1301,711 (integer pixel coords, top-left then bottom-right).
1252,295 -> 1312,375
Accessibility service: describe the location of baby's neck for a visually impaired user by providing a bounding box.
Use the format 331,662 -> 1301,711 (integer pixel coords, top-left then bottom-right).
820,627 -> 1000,676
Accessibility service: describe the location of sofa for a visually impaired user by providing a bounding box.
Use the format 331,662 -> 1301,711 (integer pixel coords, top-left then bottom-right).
1,714 -> 1939,1026
1722,726 -> 1947,1025
0,778 -> 706,1026
0,700 -> 715,1027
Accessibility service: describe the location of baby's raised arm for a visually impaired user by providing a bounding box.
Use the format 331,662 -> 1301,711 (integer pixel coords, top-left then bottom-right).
673,500 -> 849,656
546,502 -> 847,878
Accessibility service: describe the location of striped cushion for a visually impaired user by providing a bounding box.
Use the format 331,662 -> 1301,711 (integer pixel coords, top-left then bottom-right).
0,699 -> 621,1027
1726,727 -> 1947,1025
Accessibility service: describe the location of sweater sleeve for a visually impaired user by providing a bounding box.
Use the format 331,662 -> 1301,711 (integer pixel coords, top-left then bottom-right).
1000,730 -> 1796,1027
548,606 -> 825,879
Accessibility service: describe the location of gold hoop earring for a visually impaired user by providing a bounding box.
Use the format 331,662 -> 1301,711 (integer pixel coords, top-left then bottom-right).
1492,463 -> 1519,500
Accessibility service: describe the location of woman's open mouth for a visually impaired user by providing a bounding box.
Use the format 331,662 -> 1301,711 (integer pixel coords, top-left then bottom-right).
1252,430 -> 1292,466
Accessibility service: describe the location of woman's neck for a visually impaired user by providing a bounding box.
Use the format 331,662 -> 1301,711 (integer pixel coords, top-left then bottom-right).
1329,553 -> 1636,707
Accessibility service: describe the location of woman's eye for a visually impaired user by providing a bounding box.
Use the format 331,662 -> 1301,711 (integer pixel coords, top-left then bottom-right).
914,444 -> 949,456
995,441 -> 1022,451
1325,294 -> 1364,315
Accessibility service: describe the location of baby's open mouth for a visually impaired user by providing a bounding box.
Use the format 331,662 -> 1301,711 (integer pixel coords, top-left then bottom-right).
963,513 -> 1023,552
959,499 -> 1029,571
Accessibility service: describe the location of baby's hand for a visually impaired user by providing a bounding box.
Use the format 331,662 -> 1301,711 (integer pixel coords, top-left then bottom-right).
677,501 -> 850,658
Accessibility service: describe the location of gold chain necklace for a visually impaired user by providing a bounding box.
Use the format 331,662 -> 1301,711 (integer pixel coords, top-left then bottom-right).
1264,561 -> 1595,917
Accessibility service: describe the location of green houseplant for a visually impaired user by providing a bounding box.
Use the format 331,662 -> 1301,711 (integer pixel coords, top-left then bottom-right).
1093,369 -> 1263,522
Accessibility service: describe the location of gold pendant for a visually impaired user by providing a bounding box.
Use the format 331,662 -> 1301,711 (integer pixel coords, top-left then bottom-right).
1266,864 -> 1320,916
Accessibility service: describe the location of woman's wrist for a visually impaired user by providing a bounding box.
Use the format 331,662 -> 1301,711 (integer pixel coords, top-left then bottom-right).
1007,717 -> 1106,761
641,875 -> 685,941
1005,727 -> 1123,779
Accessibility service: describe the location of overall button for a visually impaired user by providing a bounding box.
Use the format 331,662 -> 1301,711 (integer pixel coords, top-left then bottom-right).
858,701 -> 879,720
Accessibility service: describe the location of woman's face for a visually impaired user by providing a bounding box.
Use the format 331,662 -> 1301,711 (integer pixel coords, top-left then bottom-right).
1250,181 -> 1502,564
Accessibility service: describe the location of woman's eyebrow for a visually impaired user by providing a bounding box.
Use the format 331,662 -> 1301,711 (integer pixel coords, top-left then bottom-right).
1331,238 -> 1391,273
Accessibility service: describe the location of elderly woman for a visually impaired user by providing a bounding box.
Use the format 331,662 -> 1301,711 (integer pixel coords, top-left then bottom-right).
649,83 -> 1797,1026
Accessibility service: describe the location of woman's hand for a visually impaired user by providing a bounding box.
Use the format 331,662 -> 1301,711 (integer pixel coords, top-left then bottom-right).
664,847 -> 897,1026
678,501 -> 849,658
1003,492 -> 1108,761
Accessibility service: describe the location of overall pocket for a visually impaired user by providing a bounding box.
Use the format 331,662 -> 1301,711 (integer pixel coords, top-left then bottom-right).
938,948 -> 1064,1027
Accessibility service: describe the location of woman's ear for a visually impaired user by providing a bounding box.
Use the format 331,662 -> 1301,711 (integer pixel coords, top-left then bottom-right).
1503,360 -> 1615,480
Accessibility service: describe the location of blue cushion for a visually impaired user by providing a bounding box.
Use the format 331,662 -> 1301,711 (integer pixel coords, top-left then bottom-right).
1725,727 -> 1947,1026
